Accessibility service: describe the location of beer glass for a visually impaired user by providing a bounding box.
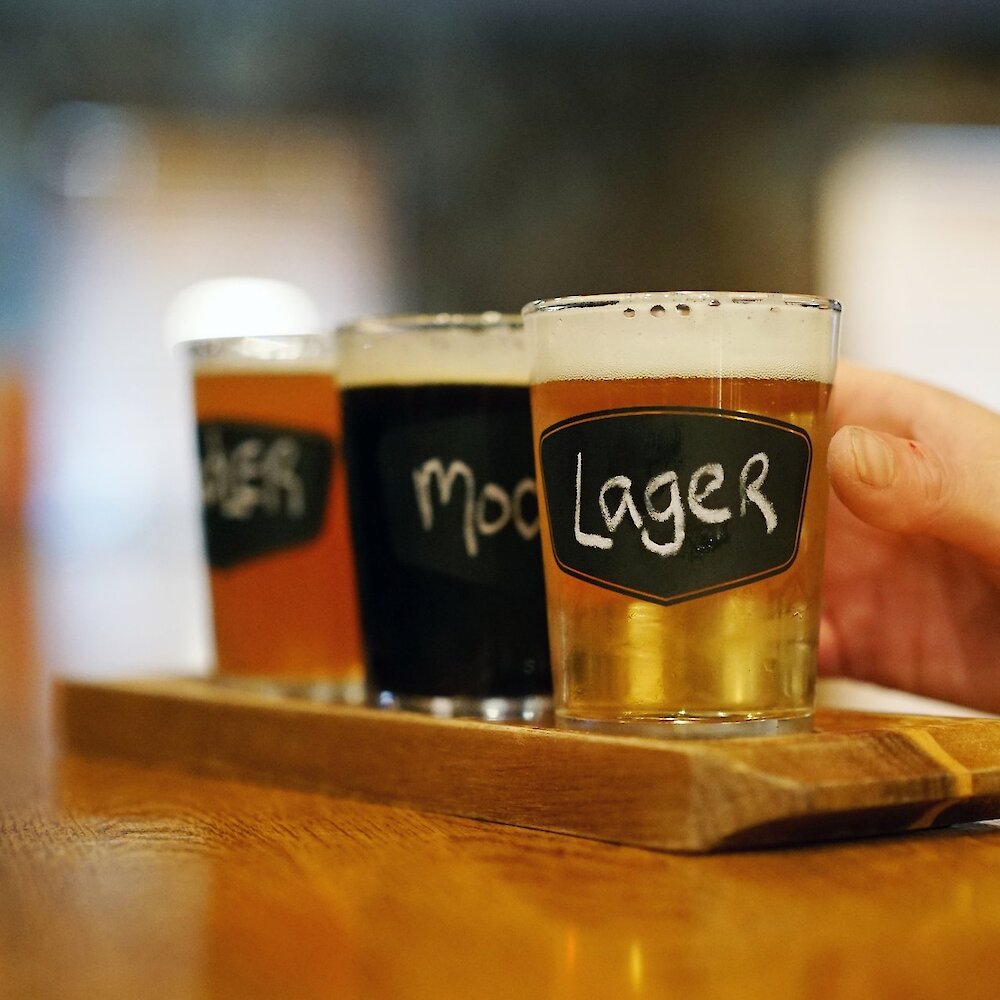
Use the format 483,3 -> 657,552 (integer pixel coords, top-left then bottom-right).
337,313 -> 551,719
524,292 -> 840,736
189,332 -> 364,699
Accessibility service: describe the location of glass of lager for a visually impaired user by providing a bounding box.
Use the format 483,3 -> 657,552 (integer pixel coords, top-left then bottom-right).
189,331 -> 364,699
337,313 -> 551,720
524,292 -> 840,736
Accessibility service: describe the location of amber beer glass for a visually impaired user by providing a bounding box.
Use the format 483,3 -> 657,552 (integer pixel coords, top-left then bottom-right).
189,333 -> 363,698
337,313 -> 551,719
524,292 -> 840,736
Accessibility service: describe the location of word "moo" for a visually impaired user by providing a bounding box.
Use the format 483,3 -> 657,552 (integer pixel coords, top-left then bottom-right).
412,458 -> 538,558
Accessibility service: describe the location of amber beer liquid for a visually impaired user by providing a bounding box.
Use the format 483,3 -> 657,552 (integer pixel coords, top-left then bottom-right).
524,293 -> 840,736
191,340 -> 363,696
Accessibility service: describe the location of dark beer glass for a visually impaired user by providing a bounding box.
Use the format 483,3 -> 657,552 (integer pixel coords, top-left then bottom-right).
525,292 -> 840,737
337,313 -> 551,719
189,332 -> 364,700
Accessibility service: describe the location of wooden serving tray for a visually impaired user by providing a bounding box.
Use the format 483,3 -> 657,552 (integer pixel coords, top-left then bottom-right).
57,678 -> 1000,853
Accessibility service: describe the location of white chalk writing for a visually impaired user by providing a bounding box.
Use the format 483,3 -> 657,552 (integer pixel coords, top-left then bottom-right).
202,427 -> 306,521
412,457 -> 539,558
573,450 -> 776,555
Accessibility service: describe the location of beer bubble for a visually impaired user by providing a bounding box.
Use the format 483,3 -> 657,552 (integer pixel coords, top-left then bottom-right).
675,304 -> 691,315
624,307 -> 636,317
650,304 -> 666,317
708,298 -> 720,307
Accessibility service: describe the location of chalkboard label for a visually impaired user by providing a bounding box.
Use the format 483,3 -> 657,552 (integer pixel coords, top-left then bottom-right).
376,411 -> 543,595
198,420 -> 333,568
539,407 -> 812,606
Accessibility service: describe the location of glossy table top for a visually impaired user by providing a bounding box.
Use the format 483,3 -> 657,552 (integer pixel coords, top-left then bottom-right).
3,535 -> 1000,1000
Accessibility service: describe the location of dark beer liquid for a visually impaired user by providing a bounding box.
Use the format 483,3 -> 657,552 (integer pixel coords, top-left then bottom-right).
341,383 -> 551,701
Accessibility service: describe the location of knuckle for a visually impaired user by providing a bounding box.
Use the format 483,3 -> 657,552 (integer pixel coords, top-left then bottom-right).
914,444 -> 952,523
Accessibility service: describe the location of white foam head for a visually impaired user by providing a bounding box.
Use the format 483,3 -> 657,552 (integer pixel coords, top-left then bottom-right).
523,292 -> 841,383
336,312 -> 529,388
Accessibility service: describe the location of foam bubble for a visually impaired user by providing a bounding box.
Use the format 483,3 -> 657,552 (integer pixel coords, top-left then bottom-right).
523,292 -> 840,383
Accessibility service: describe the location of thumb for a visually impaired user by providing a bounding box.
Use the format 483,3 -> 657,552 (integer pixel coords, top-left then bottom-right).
827,425 -> 1000,562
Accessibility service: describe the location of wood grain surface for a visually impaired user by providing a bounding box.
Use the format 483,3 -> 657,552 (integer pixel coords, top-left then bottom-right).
3,534 -> 1000,999
59,678 -> 1000,852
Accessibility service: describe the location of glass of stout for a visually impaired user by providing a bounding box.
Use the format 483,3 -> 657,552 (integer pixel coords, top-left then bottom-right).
524,292 -> 840,737
337,312 -> 551,720
189,331 -> 364,700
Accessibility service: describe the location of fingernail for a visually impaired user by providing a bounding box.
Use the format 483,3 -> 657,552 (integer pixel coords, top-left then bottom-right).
849,427 -> 895,488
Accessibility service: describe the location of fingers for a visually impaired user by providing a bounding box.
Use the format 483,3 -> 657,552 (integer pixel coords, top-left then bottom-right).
830,360 -> 952,441
828,422 -> 1000,565
817,615 -> 843,677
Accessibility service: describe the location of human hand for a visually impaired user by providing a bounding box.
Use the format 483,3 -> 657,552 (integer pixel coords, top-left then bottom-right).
820,361 -> 1000,713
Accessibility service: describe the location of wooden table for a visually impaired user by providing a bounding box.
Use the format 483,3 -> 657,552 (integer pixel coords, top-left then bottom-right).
3,535 -> 1000,1000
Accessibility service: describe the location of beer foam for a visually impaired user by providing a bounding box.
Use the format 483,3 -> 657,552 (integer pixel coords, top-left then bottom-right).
524,293 -> 840,383
188,334 -> 337,374
337,314 -> 530,387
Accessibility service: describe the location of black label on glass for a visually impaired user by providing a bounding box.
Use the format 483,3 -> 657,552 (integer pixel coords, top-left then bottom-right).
376,411 -> 543,595
198,420 -> 332,568
539,407 -> 812,607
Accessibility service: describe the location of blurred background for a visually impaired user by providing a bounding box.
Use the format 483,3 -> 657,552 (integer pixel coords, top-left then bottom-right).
2,0 -> 1000,687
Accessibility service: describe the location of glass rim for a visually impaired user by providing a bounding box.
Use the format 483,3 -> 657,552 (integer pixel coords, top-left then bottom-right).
337,311 -> 522,336
185,331 -> 332,349
185,331 -> 337,366
521,291 -> 842,317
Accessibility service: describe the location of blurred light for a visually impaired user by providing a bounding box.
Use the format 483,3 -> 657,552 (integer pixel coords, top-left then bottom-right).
28,102 -> 158,199
164,277 -> 323,346
628,939 -> 644,992
564,927 -> 577,973
820,125 -> 1000,410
